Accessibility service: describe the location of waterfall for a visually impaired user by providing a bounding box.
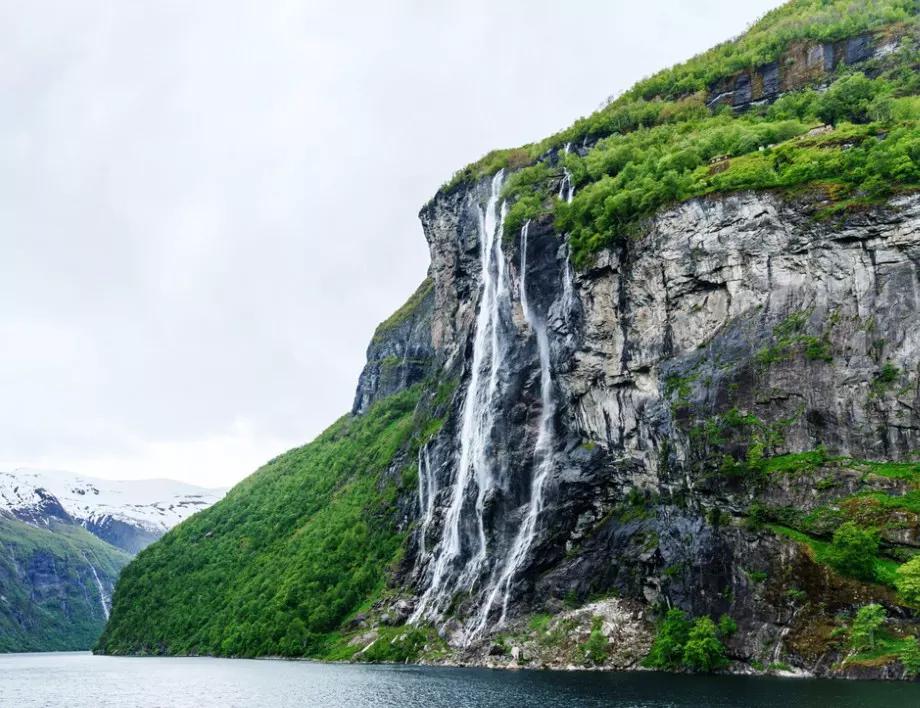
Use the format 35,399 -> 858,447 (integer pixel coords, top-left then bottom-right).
558,143 -> 575,204
417,444 -> 437,560
412,170 -> 510,623
469,220 -> 557,638
83,554 -> 110,621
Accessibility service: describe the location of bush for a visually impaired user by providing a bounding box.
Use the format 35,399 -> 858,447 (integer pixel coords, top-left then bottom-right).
581,616 -> 609,666
817,73 -> 889,125
644,609 -> 692,670
825,522 -> 880,582
901,636 -> 920,677
682,617 -> 728,672
644,609 -> 734,673
896,556 -> 920,605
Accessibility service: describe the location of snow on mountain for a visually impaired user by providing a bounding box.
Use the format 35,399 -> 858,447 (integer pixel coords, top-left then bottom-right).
0,468 -> 227,553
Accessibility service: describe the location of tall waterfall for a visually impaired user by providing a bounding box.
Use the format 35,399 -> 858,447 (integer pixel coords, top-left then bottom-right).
84,554 -> 110,620
469,220 -> 557,638
412,170 -> 511,623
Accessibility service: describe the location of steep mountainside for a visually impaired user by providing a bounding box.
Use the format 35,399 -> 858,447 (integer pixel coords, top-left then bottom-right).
99,0 -> 920,680
0,470 -> 223,652
0,469 -> 227,554
0,517 -> 131,652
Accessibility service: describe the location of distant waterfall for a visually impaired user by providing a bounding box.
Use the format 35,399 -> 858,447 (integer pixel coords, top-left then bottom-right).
558,143 -> 575,204
412,170 -> 510,623
470,220 -> 557,638
84,554 -> 110,620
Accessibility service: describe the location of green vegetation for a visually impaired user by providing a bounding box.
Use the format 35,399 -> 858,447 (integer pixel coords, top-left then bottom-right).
851,603 -> 887,651
896,556 -> 920,604
97,387 -> 426,658
826,522 -> 881,581
437,1 -> 920,266
643,609 -> 735,673
768,523 -> 901,587
0,518 -> 131,652
372,278 -> 433,343
358,626 -> 444,663
580,616 -> 609,665
901,636 -> 920,676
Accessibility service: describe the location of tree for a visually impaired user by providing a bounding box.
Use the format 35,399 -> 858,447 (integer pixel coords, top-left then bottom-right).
851,604 -> 886,652
643,609 -> 692,670
901,636 -> 920,678
682,617 -> 727,672
816,73 -> 888,125
897,556 -> 920,605
826,522 -> 879,581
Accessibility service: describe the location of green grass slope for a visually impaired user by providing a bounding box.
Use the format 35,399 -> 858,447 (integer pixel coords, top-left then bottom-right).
96,386 -> 434,657
0,517 -> 131,652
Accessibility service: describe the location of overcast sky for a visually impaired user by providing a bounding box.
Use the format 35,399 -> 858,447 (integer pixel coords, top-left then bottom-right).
0,0 -> 785,488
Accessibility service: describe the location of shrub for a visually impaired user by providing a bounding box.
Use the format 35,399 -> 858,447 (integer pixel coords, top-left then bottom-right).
581,616 -> 610,666
825,522 -> 880,582
644,609 -> 693,670
896,556 -> 920,605
682,617 -> 728,672
644,610 -> 735,673
901,636 -> 920,677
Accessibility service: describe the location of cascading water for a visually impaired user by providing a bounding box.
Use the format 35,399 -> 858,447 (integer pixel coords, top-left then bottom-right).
558,143 -> 575,204
83,554 -> 110,620
417,444 -> 437,560
412,170 -> 511,624
469,220 -> 557,638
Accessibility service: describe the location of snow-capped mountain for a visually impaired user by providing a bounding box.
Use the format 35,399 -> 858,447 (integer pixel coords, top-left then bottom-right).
0,468 -> 226,553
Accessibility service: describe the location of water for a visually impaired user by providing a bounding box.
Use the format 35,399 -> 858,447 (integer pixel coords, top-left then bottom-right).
472,221 -> 557,636
416,444 -> 437,560
1,653 -> 917,708
413,170 -> 510,626
83,555 -> 110,621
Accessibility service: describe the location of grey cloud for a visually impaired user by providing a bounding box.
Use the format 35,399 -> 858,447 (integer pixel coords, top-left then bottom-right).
0,0 -> 784,484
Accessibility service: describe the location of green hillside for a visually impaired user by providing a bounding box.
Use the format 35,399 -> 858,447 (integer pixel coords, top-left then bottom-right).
0,517 -> 131,652
96,385 -> 442,656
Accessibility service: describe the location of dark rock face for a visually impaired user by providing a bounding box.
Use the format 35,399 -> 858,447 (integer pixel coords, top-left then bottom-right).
352,278 -> 436,415
377,180 -> 920,676
706,31 -> 891,111
83,516 -> 162,555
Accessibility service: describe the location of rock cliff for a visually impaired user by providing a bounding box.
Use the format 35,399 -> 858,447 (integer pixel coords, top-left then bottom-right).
392,178 -> 920,676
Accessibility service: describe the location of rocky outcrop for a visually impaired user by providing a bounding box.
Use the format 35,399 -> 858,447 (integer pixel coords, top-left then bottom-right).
376,179 -> 920,678
352,278 -> 436,415
706,29 -> 909,110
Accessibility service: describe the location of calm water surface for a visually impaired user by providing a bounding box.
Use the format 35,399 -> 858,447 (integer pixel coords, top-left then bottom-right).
1,652 -> 918,708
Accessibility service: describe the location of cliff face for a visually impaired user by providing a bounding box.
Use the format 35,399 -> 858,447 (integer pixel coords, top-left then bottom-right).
394,178 -> 920,675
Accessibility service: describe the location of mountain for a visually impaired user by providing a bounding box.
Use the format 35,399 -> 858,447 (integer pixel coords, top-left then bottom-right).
98,0 -> 920,680
0,517 -> 131,653
0,469 -> 227,554
0,470 -> 225,652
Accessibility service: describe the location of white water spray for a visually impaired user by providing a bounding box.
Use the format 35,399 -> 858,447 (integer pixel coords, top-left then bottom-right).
558,143 -> 575,204
469,220 -> 557,638
412,170 -> 510,623
417,444 -> 438,560
84,555 -> 110,620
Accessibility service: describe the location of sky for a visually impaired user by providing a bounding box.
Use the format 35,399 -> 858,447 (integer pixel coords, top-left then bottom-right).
0,0 -> 786,488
